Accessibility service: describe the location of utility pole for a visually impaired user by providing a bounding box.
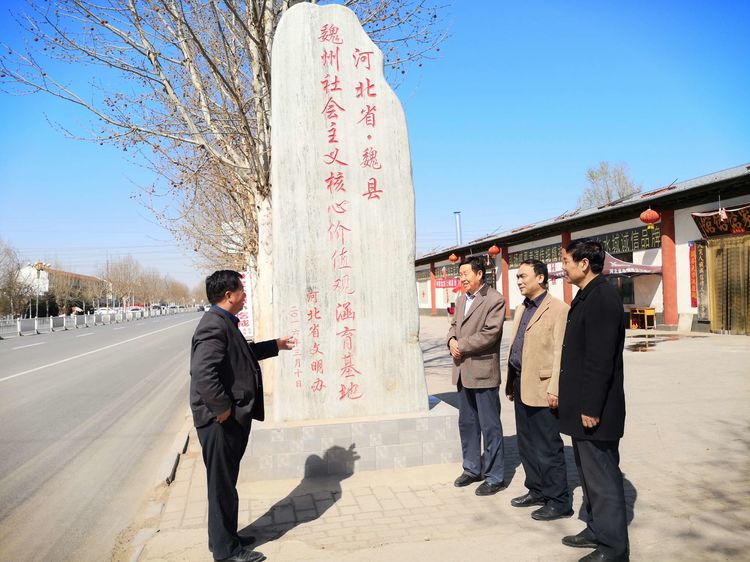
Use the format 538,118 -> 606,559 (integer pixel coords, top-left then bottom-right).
454,211 -> 463,246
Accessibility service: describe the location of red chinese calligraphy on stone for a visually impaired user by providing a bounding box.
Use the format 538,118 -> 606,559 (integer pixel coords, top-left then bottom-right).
362,177 -> 383,200
310,359 -> 324,373
321,74 -> 342,94
309,323 -> 320,338
321,47 -> 340,71
328,200 -> 350,215
339,353 -> 361,378
331,246 -> 351,270
361,147 -> 382,169
322,97 -> 346,121
325,172 -> 346,194
328,221 -> 351,245
339,381 -> 363,400
323,148 -> 348,166
355,78 -> 376,98
333,275 -> 355,295
311,378 -> 327,393
307,307 -> 321,321
319,24 -> 343,44
310,341 -> 324,356
327,124 -> 339,144
358,105 -> 376,127
306,290 -> 319,304
336,301 -> 356,321
336,326 -> 356,350
353,48 -> 373,70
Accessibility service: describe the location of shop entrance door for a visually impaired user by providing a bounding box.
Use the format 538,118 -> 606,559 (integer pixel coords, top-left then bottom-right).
707,235 -> 750,335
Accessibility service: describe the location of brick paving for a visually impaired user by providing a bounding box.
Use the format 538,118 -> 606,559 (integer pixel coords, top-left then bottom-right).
137,316 -> 750,562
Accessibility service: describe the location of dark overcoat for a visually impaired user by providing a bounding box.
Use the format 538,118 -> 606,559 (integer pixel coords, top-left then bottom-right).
189,307 -> 278,429
558,275 -> 626,440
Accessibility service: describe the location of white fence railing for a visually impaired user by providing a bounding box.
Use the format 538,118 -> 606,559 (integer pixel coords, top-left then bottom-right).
0,308 -> 198,339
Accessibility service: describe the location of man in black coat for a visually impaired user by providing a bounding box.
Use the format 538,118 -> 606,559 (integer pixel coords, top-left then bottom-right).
190,270 -> 295,562
559,239 -> 629,562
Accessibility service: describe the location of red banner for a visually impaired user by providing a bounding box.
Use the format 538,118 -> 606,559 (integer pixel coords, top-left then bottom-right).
689,242 -> 697,308
435,278 -> 461,289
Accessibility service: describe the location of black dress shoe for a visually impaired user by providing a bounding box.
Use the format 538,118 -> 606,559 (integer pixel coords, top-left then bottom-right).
579,549 -> 629,562
531,503 -> 574,521
215,547 -> 266,562
562,532 -> 599,549
475,480 -> 506,496
454,473 -> 482,487
511,492 -> 545,507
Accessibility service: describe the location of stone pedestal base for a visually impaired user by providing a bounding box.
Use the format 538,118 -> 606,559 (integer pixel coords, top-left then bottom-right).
239,399 -> 460,482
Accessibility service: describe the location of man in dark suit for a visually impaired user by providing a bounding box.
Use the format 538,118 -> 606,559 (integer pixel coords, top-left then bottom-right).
190,270 -> 295,562
447,258 -> 507,496
559,240 -> 629,562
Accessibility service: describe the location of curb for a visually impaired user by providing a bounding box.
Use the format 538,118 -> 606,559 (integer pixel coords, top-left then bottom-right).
157,411 -> 192,487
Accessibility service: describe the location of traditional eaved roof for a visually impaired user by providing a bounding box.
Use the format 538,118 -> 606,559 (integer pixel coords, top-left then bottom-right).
416,162 -> 750,265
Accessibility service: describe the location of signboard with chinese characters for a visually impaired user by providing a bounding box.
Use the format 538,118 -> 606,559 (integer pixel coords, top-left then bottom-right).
692,204 -> 750,238
594,224 -> 662,253
271,4 -> 427,421
509,244 -> 562,268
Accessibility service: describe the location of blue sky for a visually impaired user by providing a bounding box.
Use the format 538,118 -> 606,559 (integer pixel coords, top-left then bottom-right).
1,1 -> 749,287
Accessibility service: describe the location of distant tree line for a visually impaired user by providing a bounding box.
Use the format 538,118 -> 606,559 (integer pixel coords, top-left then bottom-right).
0,239 -> 202,317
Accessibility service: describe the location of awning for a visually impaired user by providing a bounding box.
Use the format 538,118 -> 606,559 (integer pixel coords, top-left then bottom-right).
550,253 -> 662,279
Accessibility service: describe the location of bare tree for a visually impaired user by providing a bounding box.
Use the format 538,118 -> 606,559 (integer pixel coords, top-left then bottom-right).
1,0 -> 447,336
103,256 -> 142,307
577,161 -> 642,209
0,239 -> 34,317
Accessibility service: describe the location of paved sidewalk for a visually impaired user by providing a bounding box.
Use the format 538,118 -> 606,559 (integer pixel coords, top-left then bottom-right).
133,316 -> 750,562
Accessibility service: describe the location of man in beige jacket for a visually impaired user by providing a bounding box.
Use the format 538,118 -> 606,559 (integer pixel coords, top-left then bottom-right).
447,258 -> 507,496
505,259 -> 572,521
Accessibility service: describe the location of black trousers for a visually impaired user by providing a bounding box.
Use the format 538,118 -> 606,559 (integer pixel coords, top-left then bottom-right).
197,418 -> 251,560
513,377 -> 570,509
457,378 -> 505,485
573,437 -> 629,559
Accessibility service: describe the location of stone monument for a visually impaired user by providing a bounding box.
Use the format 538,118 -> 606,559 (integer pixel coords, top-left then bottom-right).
271,3 -> 428,422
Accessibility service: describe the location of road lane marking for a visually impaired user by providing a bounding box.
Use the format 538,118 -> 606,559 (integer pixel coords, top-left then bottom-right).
113,327 -> 127,331
11,342 -> 46,350
76,333 -> 95,338
0,318 -> 197,384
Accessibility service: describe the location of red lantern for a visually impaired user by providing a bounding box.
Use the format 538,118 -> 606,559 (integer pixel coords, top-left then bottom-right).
488,244 -> 500,257
640,207 -> 660,230
448,253 -> 459,263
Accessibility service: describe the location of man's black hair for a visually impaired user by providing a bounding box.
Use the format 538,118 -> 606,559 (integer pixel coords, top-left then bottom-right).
205,270 -> 242,304
565,238 -> 605,274
520,259 -> 549,286
460,257 -> 486,279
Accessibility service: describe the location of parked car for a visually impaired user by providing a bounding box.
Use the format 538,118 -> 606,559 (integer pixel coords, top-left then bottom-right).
203,304 -> 211,312
95,307 -> 116,314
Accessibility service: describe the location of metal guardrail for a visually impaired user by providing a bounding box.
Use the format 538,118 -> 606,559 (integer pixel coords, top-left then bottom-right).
0,308 -> 199,339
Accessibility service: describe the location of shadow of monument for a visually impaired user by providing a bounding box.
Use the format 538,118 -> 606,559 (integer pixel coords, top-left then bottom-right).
239,444 -> 359,548
431,391 -> 459,409
564,445 -> 638,526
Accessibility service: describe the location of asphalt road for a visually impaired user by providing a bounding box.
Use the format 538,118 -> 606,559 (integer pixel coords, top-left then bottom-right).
0,313 -> 201,561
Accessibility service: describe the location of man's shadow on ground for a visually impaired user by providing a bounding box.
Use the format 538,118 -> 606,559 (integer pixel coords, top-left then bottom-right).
239,444 -> 358,548
432,391 -> 637,521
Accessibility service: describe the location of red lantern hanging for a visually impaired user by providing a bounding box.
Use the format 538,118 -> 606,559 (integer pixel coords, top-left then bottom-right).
488,244 -> 501,257
640,207 -> 660,230
448,253 -> 459,263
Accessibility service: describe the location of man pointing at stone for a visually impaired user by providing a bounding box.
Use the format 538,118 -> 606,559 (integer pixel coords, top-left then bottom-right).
190,270 -> 295,562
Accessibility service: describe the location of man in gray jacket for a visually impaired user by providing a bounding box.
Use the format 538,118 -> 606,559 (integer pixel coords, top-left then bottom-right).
447,258 -> 507,495
190,270 -> 295,562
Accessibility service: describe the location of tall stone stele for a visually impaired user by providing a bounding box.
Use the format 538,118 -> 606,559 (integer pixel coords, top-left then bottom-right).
271,3 -> 427,422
